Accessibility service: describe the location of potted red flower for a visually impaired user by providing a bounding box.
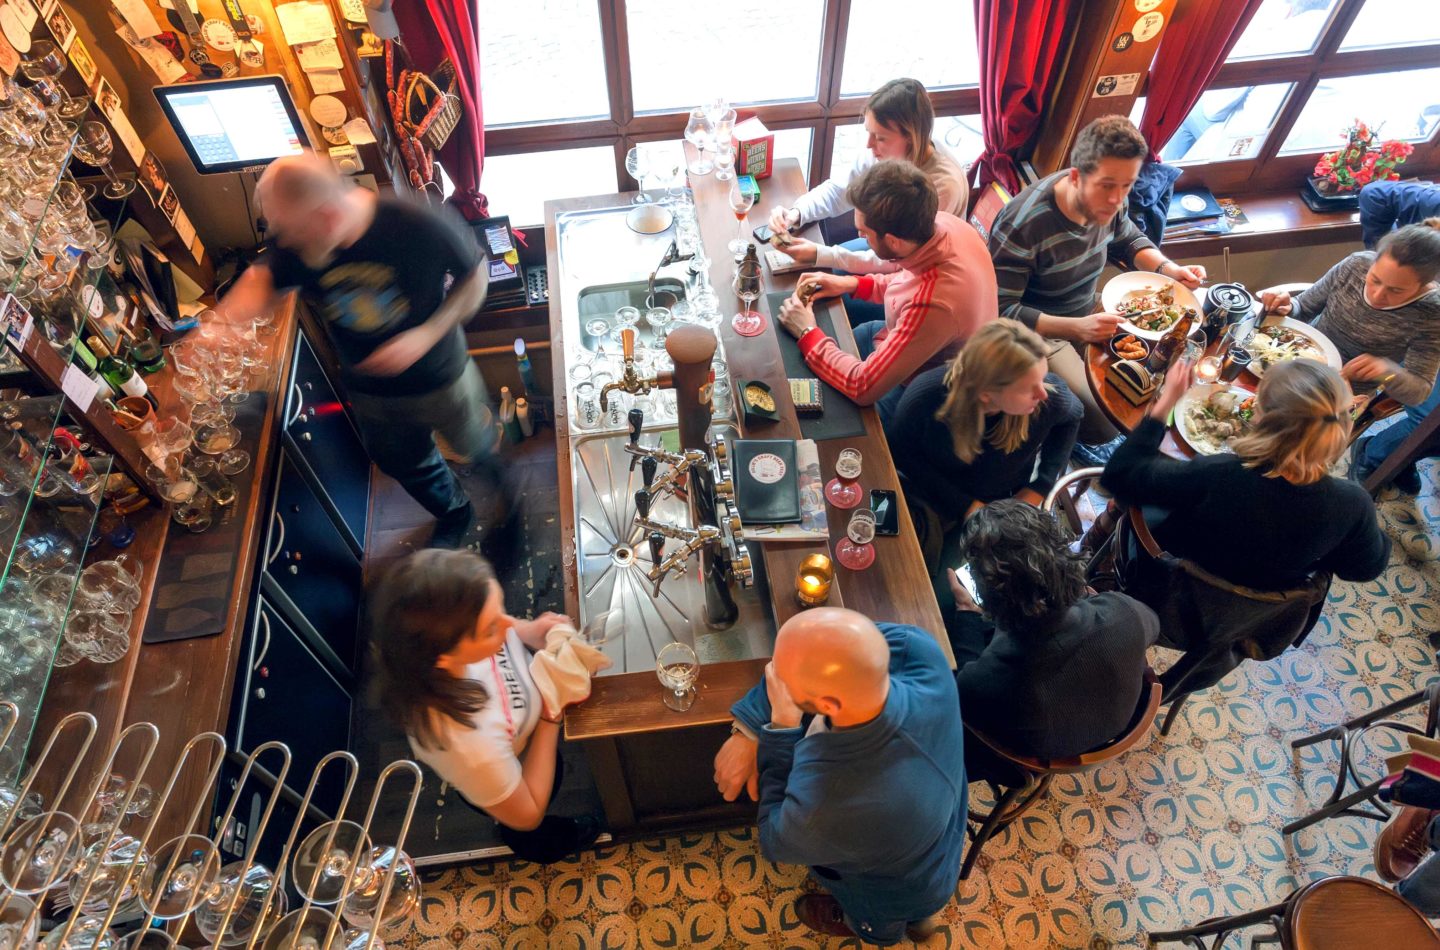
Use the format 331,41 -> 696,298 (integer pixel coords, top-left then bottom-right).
1302,119 -> 1415,212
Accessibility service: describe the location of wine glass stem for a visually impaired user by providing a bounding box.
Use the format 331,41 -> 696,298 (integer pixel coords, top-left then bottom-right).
99,164 -> 121,188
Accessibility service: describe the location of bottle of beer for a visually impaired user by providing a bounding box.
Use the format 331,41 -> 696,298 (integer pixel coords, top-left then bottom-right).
741,244 -> 760,270
1146,309 -> 1196,375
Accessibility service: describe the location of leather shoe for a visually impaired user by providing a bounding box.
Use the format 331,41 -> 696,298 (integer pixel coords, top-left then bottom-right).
429,502 -> 476,549
1375,805 -> 1438,882
906,915 -> 939,941
793,894 -> 856,938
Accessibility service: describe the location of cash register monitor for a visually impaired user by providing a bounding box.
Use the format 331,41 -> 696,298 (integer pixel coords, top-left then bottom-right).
153,75 -> 310,175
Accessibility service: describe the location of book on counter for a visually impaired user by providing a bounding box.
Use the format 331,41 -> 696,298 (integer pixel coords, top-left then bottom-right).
740,439 -> 830,542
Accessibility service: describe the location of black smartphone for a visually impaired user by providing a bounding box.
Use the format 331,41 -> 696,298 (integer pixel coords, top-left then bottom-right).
870,489 -> 899,536
752,224 -> 775,245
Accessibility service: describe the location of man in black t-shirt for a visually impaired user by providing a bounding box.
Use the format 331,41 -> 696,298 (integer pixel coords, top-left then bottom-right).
219,153 -> 507,550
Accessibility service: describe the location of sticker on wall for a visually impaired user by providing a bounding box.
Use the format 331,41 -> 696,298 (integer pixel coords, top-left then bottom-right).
201,18 -> 237,50
1135,0 -> 1162,11
158,184 -> 180,223
1093,72 -> 1141,98
1112,31 -> 1133,53
238,38 -> 265,68
1132,11 -> 1165,43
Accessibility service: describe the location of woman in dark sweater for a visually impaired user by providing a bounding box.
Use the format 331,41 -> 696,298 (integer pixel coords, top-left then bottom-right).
1101,359 -> 1390,591
889,319 -> 1083,524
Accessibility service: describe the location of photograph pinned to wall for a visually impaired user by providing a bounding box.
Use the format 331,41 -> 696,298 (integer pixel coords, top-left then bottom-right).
138,152 -> 168,205
158,184 -> 180,223
95,77 -> 145,163
355,29 -> 382,57
45,3 -> 75,51
67,34 -> 97,87
38,0 -> 55,18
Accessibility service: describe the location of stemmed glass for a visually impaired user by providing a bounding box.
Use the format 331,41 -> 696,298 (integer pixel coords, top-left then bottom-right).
712,108 -> 738,182
825,447 -> 864,509
624,146 -> 651,205
656,641 -> 699,712
194,861 -> 289,946
293,820 -> 373,906
72,122 -> 136,200
836,508 -> 877,571
340,847 -> 419,930
19,40 -> 89,120
731,259 -> 765,337
0,810 -> 83,895
683,108 -> 715,176
139,833 -> 223,920
727,178 -> 755,260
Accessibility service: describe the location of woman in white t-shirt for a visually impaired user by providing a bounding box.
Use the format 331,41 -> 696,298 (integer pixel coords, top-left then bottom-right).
370,549 -> 599,862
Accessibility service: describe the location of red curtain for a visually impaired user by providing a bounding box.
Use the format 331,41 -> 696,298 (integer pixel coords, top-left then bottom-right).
393,0 -> 488,220
972,0 -> 1082,197
1137,0 -> 1267,159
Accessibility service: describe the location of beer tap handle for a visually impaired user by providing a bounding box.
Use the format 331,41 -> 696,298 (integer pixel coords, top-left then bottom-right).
648,531 -> 666,567
627,407 -> 644,471
634,489 -> 651,520
642,456 -> 657,490
620,326 -> 636,362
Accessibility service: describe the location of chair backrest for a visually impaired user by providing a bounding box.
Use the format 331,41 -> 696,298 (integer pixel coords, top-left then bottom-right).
967,180 -> 1013,245
1286,876 -> 1440,949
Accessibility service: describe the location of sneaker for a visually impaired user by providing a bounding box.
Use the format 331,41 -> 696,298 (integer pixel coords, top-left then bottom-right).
479,503 -> 524,572
1375,805 -> 1439,882
429,502 -> 476,549
1349,436 -> 1377,484
793,894 -> 856,938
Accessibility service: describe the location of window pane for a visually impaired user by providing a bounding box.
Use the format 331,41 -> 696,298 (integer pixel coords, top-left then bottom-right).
485,146 -> 618,226
1226,0 -> 1340,61
637,128 -> 815,187
1280,68 -> 1440,154
841,1 -> 979,95
478,0 -> 610,127
1155,84 -> 1294,164
1340,0 -> 1440,50
830,115 -> 981,182
625,0 -> 824,114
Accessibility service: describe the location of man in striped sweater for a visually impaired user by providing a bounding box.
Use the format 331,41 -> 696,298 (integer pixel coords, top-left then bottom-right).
987,115 -> 1207,444
777,160 -> 998,426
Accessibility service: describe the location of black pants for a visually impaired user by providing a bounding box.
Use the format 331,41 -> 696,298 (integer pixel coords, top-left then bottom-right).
944,610 -> 1028,789
466,748 -> 596,864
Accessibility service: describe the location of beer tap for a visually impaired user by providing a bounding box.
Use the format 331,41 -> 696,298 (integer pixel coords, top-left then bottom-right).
600,327 -> 671,412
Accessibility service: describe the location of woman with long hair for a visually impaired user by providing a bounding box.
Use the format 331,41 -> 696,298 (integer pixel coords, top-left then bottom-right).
369,549 -> 600,862
889,319 -> 1082,531
1102,358 -> 1390,590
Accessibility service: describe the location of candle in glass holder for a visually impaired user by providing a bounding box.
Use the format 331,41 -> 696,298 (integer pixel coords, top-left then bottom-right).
1195,355 -> 1222,384
795,554 -> 834,607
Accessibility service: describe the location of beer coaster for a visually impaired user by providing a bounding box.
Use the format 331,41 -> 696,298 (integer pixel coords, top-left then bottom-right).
202,18 -> 236,50
731,310 -> 767,338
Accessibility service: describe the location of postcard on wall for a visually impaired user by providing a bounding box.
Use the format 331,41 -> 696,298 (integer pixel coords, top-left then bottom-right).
138,152 -> 169,206
295,38 -> 342,72
112,0 -> 161,38
158,184 -> 180,223
44,3 -> 74,51
307,68 -> 344,94
67,34 -> 97,87
172,207 -> 197,251
96,79 -> 146,164
189,234 -> 204,265
39,1 -> 55,19
276,1 -> 336,45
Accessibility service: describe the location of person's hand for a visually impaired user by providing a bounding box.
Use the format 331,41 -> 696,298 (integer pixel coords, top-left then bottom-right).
713,732 -> 759,802
1069,311 -> 1126,343
764,661 -> 803,728
1259,290 -> 1293,317
515,611 -> 571,650
794,272 -> 855,302
353,326 -> 436,375
1342,353 -> 1399,385
1148,357 -> 1194,422
1162,262 -> 1207,289
778,297 -> 818,339
778,236 -> 819,265
769,206 -> 800,234
946,568 -> 982,614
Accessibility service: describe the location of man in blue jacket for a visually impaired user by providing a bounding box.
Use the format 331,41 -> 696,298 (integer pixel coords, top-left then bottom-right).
718,608 -> 967,944
1360,180 -> 1440,248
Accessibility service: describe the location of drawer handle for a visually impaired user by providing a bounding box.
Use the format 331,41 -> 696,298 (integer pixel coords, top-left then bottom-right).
285,383 -> 306,428
267,511 -> 286,566
253,610 -> 272,671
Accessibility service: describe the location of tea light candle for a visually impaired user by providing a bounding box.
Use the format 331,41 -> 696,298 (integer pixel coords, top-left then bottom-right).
795,554 -> 834,607
1196,355 -> 1223,384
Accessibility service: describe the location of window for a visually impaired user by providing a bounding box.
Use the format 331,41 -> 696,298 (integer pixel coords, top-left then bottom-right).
1279,67 -> 1440,154
1152,85 -> 1294,165
475,1 -> 981,226
636,129 -> 815,188
829,114 -> 983,181
1339,0 -> 1440,49
1225,0 -> 1340,60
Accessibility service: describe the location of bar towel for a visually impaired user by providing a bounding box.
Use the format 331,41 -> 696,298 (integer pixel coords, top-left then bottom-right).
529,624 -> 613,717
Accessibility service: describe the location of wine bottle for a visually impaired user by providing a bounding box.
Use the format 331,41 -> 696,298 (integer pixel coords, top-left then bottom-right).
69,338 -> 117,402
89,336 -> 157,408
1145,309 -> 1197,375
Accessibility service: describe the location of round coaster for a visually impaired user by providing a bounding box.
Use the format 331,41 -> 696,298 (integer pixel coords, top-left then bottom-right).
201,18 -> 236,50
836,539 -> 875,571
824,478 -> 863,510
320,125 -> 348,146
731,310 -> 767,338
188,46 -> 212,65
0,6 -> 31,54
309,94 -> 348,128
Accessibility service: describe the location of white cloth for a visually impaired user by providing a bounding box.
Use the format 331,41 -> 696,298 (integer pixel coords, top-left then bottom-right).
529,624 -> 612,717
408,629 -> 540,810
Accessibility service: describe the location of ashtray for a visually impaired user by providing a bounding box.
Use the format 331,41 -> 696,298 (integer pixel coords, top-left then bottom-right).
741,379 -> 779,423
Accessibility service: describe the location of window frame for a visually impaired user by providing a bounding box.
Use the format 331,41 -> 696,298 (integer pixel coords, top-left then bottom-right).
1169,0 -> 1440,193
481,0 -> 981,219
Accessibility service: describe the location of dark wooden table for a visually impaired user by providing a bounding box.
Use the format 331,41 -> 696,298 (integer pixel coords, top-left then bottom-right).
1082,339 -> 1225,459
548,158 -> 947,834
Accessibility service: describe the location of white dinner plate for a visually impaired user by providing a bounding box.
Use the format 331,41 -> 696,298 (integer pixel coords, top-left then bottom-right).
1102,271 -> 1202,341
1244,316 -> 1343,377
1174,383 -> 1256,456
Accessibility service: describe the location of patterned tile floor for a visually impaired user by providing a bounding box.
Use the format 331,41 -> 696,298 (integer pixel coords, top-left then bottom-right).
385,464 -> 1440,950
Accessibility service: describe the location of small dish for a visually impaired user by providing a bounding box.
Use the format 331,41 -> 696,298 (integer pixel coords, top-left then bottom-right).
1108,333 -> 1151,362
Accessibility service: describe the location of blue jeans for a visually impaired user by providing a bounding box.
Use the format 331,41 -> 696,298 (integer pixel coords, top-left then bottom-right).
838,237 -> 886,327
852,319 -> 904,429
1397,814 -> 1440,915
1362,376 -> 1440,472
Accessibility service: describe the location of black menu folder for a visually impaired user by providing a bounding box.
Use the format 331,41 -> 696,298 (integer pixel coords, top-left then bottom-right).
732,439 -> 802,524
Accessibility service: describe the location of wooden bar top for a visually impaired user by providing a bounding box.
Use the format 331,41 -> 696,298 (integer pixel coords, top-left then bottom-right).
30,297 -> 300,834
555,159 -> 948,742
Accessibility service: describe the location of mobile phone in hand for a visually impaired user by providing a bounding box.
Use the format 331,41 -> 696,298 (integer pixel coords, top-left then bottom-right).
752,224 -> 775,245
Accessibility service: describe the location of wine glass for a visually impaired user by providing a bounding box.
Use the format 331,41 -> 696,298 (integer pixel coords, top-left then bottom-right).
0,810 -> 83,894
293,821 -> 373,906
195,861 -> 288,946
579,608 -> 624,646
72,122 -> 136,200
261,907 -> 343,950
0,896 -> 39,949
825,447 -> 864,509
836,508 -> 877,571
118,932 -> 181,950
727,179 -> 755,260
68,834 -> 150,915
624,146 -> 650,205
683,108 -> 715,176
656,641 -> 699,712
140,834 -> 223,920
341,847 -> 419,930
712,108 -> 738,182
731,260 -> 765,337
40,916 -> 117,950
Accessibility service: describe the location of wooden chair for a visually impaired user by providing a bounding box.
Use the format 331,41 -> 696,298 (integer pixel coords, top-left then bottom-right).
1149,875 -> 1440,949
959,668 -> 1162,880
1042,465 -> 1106,542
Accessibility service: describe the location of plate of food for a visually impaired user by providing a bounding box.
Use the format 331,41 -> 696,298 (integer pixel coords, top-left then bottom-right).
1244,317 -> 1342,377
1175,384 -> 1257,456
1102,271 -> 1202,341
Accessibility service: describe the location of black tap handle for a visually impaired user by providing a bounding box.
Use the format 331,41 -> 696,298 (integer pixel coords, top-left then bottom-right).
648,531 -> 666,566
642,456 -> 657,490
628,408 -> 643,444
634,489 -> 650,519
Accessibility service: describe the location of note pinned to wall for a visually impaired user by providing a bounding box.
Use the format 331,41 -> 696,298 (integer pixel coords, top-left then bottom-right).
341,117 -> 375,145
113,0 -> 161,37
117,24 -> 188,83
308,68 -> 345,94
294,38 -> 342,72
172,207 -> 197,253
276,1 -> 336,45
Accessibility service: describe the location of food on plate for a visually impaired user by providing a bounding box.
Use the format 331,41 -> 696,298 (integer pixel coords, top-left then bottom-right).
1247,326 -> 1325,372
1183,388 -> 1256,455
1118,282 -> 1184,332
1112,334 -> 1148,361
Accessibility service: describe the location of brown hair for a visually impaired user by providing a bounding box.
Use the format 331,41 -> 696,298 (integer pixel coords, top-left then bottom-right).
865,78 -> 935,164
845,159 -> 938,244
1231,360 -> 1352,485
1377,220 -> 1440,285
369,549 -> 498,750
1071,115 -> 1149,174
936,319 -> 1050,462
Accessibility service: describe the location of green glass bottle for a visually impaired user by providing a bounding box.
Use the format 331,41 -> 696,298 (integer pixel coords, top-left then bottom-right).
89,336 -> 157,408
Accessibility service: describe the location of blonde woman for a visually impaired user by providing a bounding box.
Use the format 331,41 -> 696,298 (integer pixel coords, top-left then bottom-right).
1101,359 -> 1390,591
889,319 -> 1082,526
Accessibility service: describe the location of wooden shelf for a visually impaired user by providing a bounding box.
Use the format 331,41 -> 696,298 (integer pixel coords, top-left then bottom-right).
1166,191 -> 1361,256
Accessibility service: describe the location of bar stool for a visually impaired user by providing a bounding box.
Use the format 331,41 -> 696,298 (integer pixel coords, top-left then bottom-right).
960,668 -> 1162,879
1148,875 -> 1440,948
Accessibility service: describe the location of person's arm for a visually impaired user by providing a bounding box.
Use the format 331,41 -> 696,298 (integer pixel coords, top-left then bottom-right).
1132,247 -> 1207,290
483,718 -> 562,831
813,241 -> 898,275
1288,257 -> 1347,323
354,266 -> 488,375
1358,183 -> 1400,249
988,214 -> 1046,330
789,150 -> 867,226
1318,495 -> 1391,582
1025,386 -> 1083,501
1099,363 -> 1211,506
215,263 -> 280,325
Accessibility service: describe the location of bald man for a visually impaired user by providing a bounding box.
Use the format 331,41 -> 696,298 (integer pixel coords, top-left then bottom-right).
718,609 -> 968,944
218,153 -> 510,552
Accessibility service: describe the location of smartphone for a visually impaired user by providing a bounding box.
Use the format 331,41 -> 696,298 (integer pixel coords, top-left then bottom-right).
954,563 -> 982,604
752,224 -> 775,245
869,489 -> 899,536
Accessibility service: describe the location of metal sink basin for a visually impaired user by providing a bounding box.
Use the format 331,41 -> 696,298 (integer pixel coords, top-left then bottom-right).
576,279 -> 687,354
571,423 -> 775,675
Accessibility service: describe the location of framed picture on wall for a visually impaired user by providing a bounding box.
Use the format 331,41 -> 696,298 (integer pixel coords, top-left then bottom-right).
67,34 -> 97,87
45,3 -> 74,51
158,184 -> 180,223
